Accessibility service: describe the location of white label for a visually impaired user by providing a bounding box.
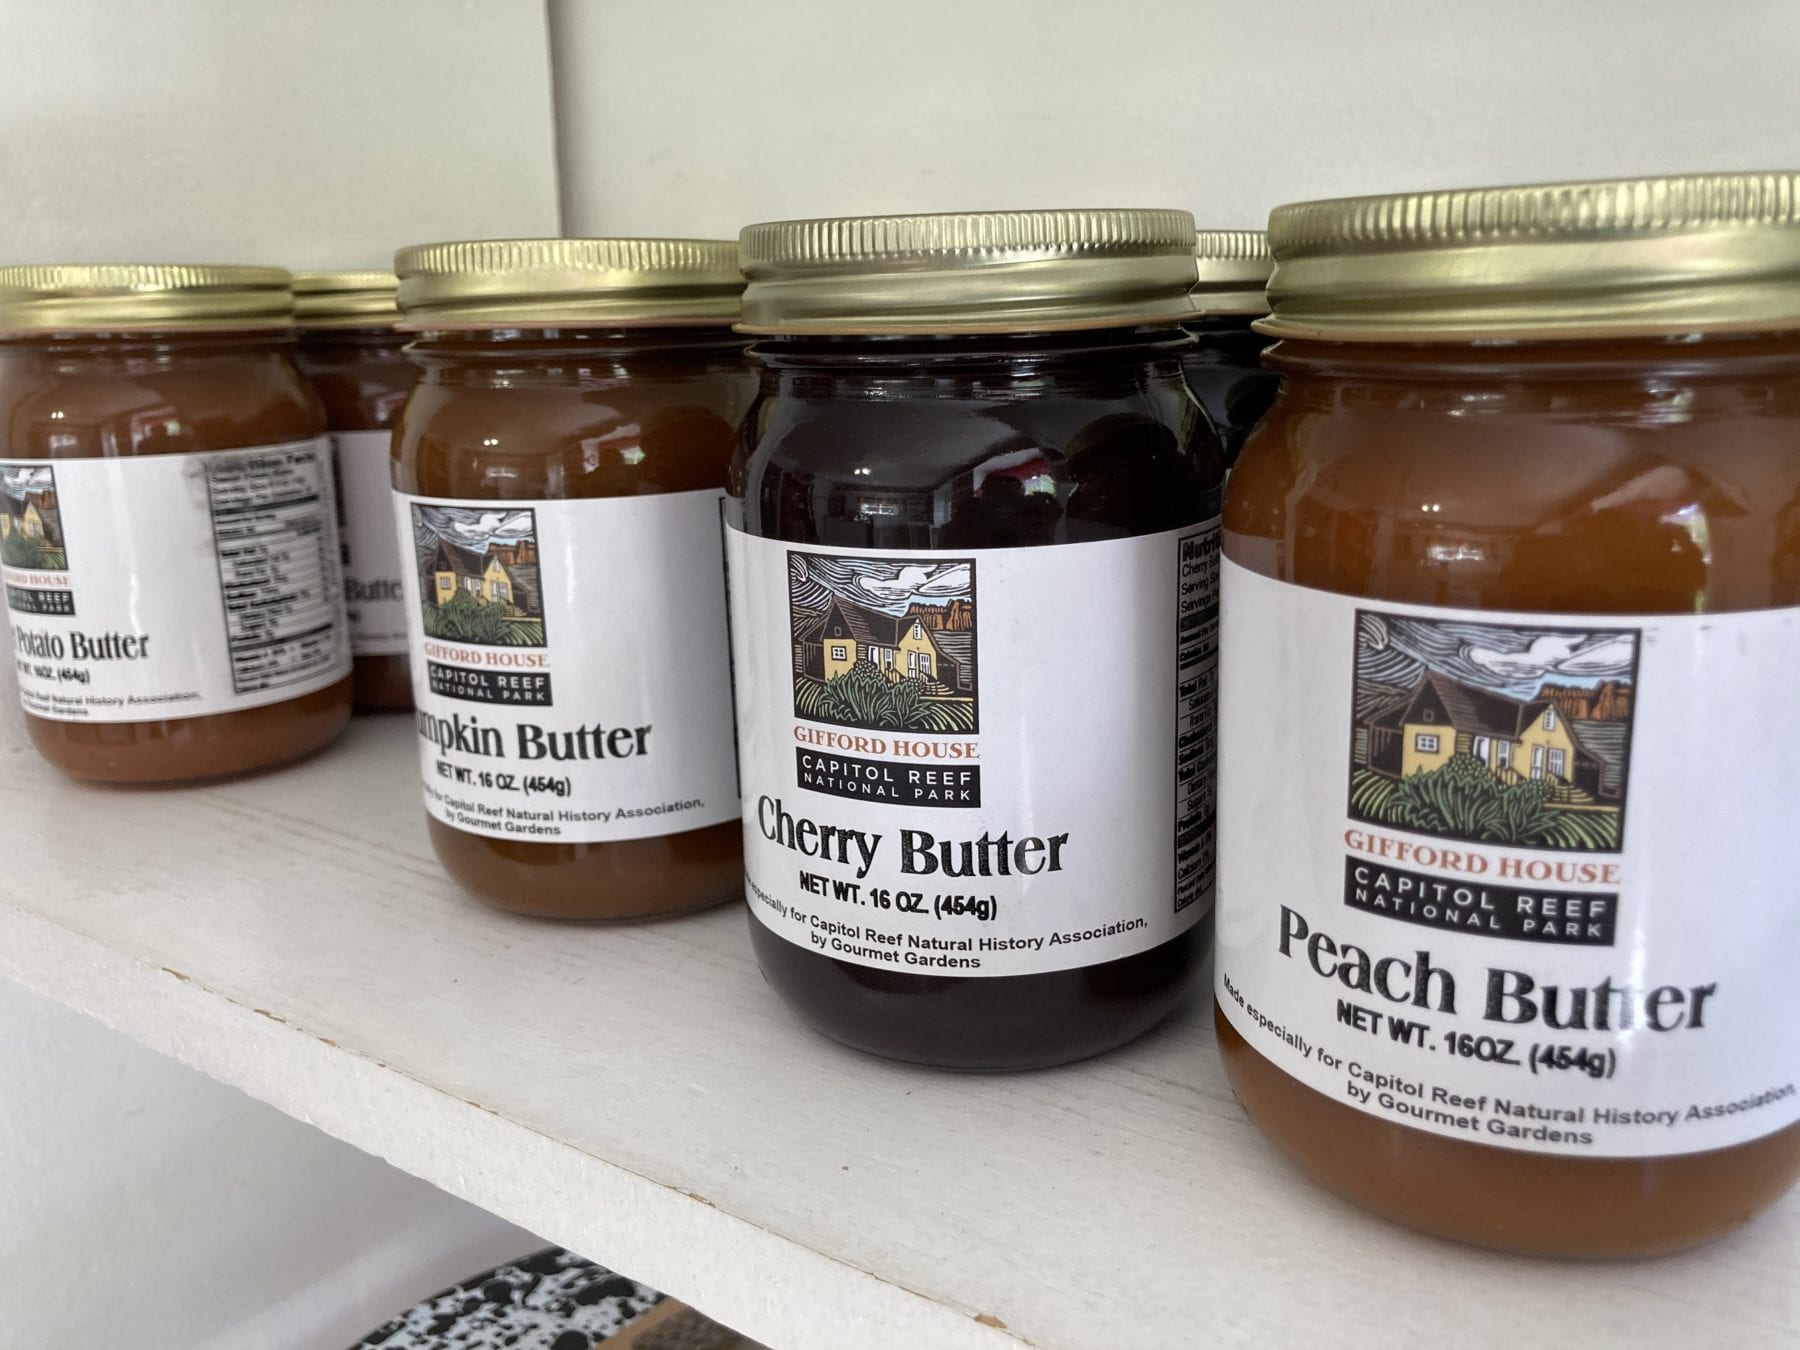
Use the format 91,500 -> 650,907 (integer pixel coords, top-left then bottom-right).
1216,558 -> 1800,1158
728,523 -> 1217,977
333,430 -> 407,656
396,489 -> 739,843
1,441 -> 351,722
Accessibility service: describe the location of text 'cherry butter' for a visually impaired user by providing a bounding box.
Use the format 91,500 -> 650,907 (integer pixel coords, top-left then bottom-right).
727,209 -> 1224,1069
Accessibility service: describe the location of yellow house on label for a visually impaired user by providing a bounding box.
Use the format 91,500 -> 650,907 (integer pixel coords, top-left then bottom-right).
423,537 -> 540,616
482,553 -> 515,605
2,490 -> 62,546
1363,670 -> 1616,800
794,594 -> 972,692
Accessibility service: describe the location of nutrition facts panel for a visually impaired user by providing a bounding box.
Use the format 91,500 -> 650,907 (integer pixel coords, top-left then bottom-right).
205,439 -> 347,696
1174,526 -> 1220,913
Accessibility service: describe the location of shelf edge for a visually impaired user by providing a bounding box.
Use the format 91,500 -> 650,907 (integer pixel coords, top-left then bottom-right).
0,898 -> 1026,1350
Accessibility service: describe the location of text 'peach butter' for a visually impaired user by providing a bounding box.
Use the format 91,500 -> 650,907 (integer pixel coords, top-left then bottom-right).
1216,172 -> 1800,1257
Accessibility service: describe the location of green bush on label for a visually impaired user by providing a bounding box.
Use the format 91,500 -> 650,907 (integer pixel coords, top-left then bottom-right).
1360,751 -> 1616,850
1,531 -> 59,569
1350,767 -> 1400,818
810,660 -> 964,731
917,699 -> 977,733
414,590 -> 514,644
1541,808 -> 1623,851
887,675 -> 926,728
820,659 -> 898,725
794,676 -> 831,719
1490,775 -> 1559,844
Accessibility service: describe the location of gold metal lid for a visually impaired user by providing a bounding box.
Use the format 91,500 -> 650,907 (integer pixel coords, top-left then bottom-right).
393,238 -> 743,328
737,209 -> 1201,335
293,270 -> 400,328
1261,171 -> 1800,341
0,264 -> 293,332
1190,230 -> 1271,316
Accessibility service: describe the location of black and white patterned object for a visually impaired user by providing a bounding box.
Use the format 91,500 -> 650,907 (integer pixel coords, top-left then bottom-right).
353,1247 -> 663,1349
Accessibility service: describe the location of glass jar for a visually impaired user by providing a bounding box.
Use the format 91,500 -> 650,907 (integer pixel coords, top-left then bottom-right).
1216,173 -> 1800,1256
393,239 -> 753,921
293,271 -> 416,712
730,210 -> 1224,1069
1180,230 -> 1278,472
0,265 -> 352,783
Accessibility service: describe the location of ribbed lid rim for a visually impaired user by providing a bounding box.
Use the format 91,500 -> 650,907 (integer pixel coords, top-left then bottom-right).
1190,229 -> 1272,314
741,208 -> 1196,263
1270,173 -> 1800,251
292,270 -> 400,327
394,238 -> 744,327
737,208 -> 1202,334
1261,171 -> 1800,340
1194,229 -> 1272,263
0,263 -> 294,331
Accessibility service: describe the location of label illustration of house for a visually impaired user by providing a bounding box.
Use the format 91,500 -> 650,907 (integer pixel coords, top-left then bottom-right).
796,594 -> 973,690
412,505 -> 546,647
1349,612 -> 1636,852
1362,670 -> 1621,800
0,465 -> 67,570
788,552 -> 978,733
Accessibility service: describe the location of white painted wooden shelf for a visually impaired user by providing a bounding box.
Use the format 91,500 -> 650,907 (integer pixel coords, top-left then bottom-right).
0,719 -> 1793,1350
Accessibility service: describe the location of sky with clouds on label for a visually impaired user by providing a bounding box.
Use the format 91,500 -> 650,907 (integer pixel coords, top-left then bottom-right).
1357,613 -> 1637,699
790,553 -> 974,617
414,506 -> 536,551
0,464 -> 53,495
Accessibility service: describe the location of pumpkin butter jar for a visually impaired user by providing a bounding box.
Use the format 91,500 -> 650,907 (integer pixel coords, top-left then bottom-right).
293,270 -> 416,712
1216,173 -> 1800,1256
1181,230 -> 1278,471
0,265 -> 352,782
730,210 -> 1224,1069
393,239 -> 753,920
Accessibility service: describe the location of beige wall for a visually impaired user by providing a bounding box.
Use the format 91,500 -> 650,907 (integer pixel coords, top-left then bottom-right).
0,0 -> 561,266
550,0 -> 1800,237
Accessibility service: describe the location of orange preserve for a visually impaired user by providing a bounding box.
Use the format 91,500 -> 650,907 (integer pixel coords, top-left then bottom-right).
293,270 -> 416,712
392,239 -> 752,920
0,265 -> 351,782
1216,173 -> 1800,1256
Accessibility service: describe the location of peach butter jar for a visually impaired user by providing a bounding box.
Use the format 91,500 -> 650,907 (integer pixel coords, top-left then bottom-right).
391,239 -> 752,920
1215,173 -> 1800,1257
